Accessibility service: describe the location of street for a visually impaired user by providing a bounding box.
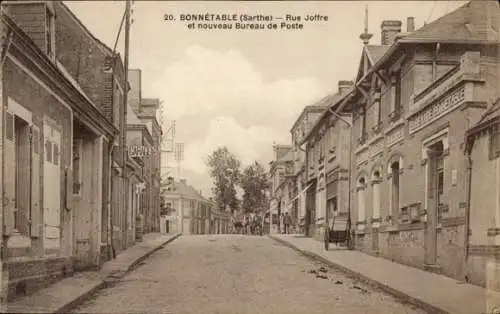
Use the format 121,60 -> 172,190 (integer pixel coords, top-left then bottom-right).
71,235 -> 426,314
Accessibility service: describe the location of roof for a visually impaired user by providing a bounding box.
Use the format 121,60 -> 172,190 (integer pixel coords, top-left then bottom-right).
290,105 -> 328,133
399,0 -> 499,43
365,0 -> 500,82
365,45 -> 390,64
300,89 -> 354,145
161,179 -> 210,203
467,95 -> 500,137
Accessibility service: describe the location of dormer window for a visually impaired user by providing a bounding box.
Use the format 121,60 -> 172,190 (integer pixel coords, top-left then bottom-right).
46,5 -> 56,59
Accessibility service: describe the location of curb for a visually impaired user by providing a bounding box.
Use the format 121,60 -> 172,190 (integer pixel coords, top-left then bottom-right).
55,234 -> 181,314
269,235 -> 447,314
127,233 -> 182,274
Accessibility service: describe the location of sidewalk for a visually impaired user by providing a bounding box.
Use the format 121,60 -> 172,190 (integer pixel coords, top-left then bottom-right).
270,234 -> 500,314
1,233 -> 181,314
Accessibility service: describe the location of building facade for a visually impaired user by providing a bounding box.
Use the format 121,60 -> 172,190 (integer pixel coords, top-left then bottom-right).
290,105 -> 328,233
301,83 -> 353,240
348,0 -> 500,287
268,144 -> 292,232
0,0 -> 163,300
160,178 -> 213,235
0,0 -> 121,300
128,69 -> 161,235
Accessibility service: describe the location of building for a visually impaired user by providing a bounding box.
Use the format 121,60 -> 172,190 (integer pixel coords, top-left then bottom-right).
289,105 -> 327,233
0,0 -> 122,300
210,204 -> 231,234
268,145 -> 292,232
51,0 -> 129,264
301,82 -> 354,241
128,69 -> 161,235
347,0 -> 500,288
160,178 -> 213,235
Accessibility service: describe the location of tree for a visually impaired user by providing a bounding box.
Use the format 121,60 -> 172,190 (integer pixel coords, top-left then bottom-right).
240,161 -> 270,214
206,147 -> 241,213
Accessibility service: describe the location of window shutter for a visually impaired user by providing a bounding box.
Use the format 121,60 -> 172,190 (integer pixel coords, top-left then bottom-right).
65,168 -> 73,210
4,111 -> 16,235
30,125 -> 41,237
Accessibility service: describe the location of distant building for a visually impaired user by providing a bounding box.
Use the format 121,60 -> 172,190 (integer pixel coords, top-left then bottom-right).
160,178 -> 227,234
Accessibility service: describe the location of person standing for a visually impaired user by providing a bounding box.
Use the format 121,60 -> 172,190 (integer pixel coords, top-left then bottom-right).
284,212 -> 292,234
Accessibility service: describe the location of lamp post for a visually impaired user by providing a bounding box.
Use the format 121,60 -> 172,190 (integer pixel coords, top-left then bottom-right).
328,107 -> 354,250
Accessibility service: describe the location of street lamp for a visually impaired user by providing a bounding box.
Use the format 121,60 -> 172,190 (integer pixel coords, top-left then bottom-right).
328,107 -> 354,250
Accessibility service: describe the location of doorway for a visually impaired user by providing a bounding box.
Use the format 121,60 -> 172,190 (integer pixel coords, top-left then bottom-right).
425,140 -> 444,265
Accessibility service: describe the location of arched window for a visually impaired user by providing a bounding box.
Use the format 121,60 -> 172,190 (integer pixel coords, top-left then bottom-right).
357,177 -> 366,228
372,170 -> 381,225
390,162 -> 400,217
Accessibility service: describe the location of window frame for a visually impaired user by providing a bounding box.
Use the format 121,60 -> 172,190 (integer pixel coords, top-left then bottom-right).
490,124 -> 500,160
45,6 -> 56,60
73,139 -> 83,196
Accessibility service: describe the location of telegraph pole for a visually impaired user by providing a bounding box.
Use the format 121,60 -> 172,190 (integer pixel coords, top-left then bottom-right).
123,0 -> 130,167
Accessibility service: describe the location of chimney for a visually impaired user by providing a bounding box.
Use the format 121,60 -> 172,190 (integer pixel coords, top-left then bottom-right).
407,17 -> 415,32
338,80 -> 354,96
381,20 -> 402,45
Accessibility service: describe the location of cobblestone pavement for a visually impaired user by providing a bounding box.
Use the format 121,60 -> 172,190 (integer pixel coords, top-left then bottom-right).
71,235 -> 427,314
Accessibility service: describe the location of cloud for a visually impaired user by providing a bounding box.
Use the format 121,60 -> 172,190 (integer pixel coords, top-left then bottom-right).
152,45 -> 329,178
183,116 -> 288,174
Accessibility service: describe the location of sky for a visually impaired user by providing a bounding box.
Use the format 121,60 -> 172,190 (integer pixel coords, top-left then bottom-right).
65,0 -> 468,197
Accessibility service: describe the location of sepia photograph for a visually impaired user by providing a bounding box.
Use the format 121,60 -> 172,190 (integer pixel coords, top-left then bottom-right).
0,0 -> 499,313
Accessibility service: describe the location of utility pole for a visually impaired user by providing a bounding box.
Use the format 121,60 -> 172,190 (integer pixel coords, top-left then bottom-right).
123,0 -> 130,168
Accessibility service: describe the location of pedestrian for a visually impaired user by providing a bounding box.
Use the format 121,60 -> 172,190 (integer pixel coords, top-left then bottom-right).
284,212 -> 292,234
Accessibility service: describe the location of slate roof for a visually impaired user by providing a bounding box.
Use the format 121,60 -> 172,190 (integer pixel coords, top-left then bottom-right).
365,45 -> 390,64
161,179 -> 208,203
399,0 -> 500,44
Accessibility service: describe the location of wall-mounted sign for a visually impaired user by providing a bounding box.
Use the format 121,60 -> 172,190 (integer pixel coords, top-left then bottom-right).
128,145 -> 158,157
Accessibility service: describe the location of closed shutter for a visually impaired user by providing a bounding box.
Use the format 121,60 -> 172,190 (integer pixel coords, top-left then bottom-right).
65,168 -> 72,210
30,125 -> 41,237
4,111 -> 16,235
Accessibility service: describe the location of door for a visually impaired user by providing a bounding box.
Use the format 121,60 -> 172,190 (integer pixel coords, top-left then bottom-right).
425,141 -> 444,265
43,122 -> 62,251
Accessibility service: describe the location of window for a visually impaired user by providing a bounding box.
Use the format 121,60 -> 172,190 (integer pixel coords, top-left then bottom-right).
391,162 -> 400,216
359,105 -> 366,143
391,72 -> 402,120
14,116 -> 30,234
372,171 -> 381,222
373,87 -> 382,131
430,141 -> 445,206
46,8 -> 55,58
113,82 -> 122,127
73,139 -> 82,195
46,139 -> 52,163
356,177 -> 366,225
53,143 -> 59,165
490,125 -> 500,159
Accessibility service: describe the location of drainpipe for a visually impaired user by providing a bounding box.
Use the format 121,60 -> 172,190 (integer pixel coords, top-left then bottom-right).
108,140 -> 116,259
464,141 -> 473,280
